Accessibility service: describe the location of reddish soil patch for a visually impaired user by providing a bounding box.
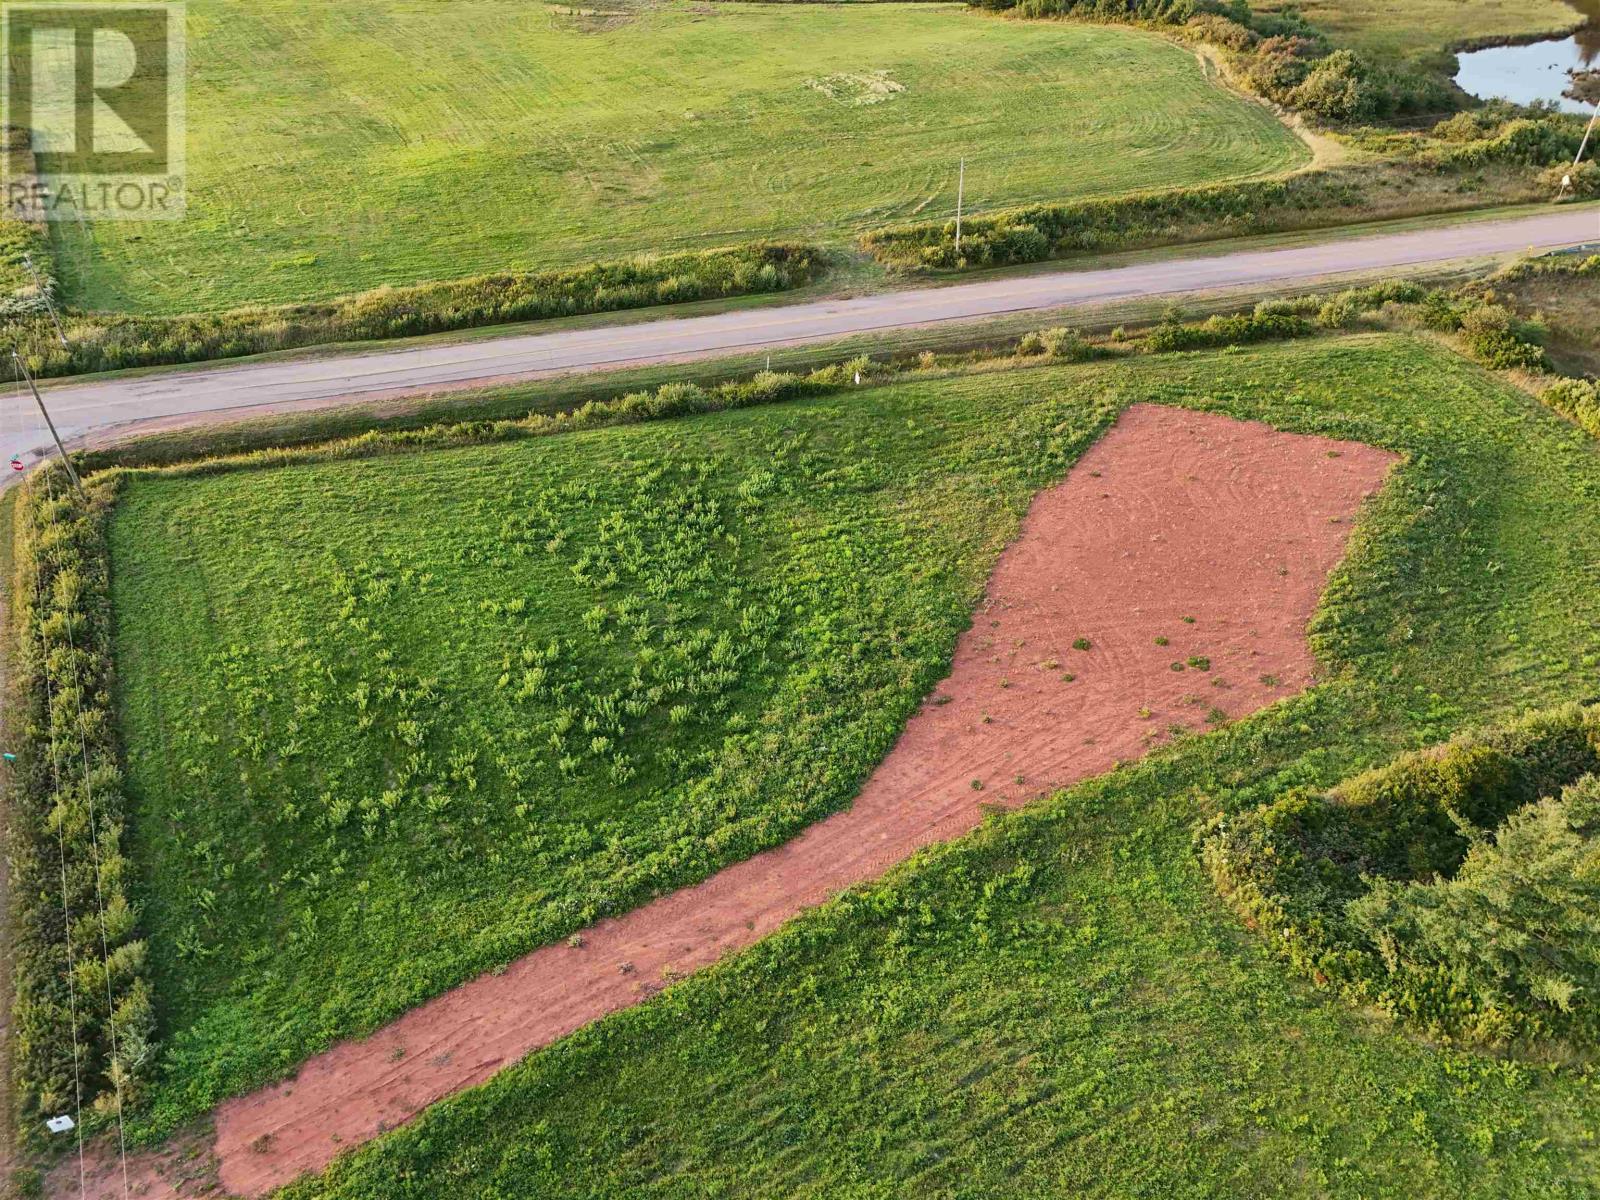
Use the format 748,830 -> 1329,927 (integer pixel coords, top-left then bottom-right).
51,404 -> 1395,1199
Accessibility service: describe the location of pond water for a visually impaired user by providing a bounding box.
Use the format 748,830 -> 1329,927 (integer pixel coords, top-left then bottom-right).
1454,0 -> 1599,114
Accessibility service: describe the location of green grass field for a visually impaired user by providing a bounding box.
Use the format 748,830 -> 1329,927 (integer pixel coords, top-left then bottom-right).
277,334 -> 1600,1200
108,332 -> 1600,1177
50,0 -> 1307,316
110,356 -> 1119,1130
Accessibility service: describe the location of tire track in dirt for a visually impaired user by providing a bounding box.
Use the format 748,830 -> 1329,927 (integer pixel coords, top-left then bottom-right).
54,403 -> 1396,1198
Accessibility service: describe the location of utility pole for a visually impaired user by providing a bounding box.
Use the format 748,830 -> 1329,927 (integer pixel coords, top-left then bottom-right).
1563,100 -> 1599,199
955,157 -> 965,255
12,351 -> 85,501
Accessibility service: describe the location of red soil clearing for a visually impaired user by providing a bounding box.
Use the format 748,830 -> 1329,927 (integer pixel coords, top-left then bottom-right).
56,404 -> 1395,1199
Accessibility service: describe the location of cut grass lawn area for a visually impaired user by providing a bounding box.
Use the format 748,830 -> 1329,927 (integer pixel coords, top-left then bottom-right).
51,0 -> 1307,315
109,333 -> 1600,1171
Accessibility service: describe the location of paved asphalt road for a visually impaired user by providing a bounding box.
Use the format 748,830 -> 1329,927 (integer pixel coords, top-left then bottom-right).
21,206 -> 1600,450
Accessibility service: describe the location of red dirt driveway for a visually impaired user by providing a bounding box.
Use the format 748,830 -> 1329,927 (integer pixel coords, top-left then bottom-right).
56,403 -> 1396,1199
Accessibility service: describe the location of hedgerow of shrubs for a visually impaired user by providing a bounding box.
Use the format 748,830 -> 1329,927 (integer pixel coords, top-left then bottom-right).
95,298 -> 1381,481
1200,704 -> 1600,1046
109,355 -> 900,482
1255,280 -> 1429,328
861,173 -> 1368,270
7,468 -> 154,1138
1145,311 -> 1311,352
1419,109 -> 1584,171
4,242 -> 826,380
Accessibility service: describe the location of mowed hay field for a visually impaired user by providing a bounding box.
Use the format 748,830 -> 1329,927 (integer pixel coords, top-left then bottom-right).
1259,0 -> 1587,61
50,0 -> 1308,315
109,334 -> 1600,1182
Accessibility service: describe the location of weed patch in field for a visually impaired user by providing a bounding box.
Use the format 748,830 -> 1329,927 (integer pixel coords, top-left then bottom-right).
107,358 -> 1116,1132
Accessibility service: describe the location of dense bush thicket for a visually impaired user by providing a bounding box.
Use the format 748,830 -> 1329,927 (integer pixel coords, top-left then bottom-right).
1201,704 -> 1600,1045
1497,252 -> 1600,285
1543,378 -> 1600,438
6,469 -> 154,1136
3,242 -> 825,380
1145,311 -> 1311,351
1543,158 -> 1599,197
1416,293 -> 1552,372
1349,775 -> 1600,1031
1421,106 -> 1587,169
1016,326 -> 1093,359
1255,280 -> 1428,327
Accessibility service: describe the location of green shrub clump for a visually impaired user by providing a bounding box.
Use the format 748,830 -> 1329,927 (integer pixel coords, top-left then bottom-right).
1016,326 -> 1092,360
1200,704 -> 1600,1045
1349,775 -> 1600,1036
1420,297 -> 1550,373
1145,311 -> 1311,352
7,469 -> 155,1136
1256,280 -> 1427,328
1542,378 -> 1600,439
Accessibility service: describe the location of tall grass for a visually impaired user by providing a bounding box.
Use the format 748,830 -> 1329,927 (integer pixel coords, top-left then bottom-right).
6,469 -> 154,1140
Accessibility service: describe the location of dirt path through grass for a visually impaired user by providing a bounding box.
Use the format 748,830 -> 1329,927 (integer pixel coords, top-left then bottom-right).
52,404 -> 1395,1198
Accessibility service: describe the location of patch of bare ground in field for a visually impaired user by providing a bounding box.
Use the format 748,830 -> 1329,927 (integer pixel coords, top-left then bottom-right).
51,404 -> 1396,1199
